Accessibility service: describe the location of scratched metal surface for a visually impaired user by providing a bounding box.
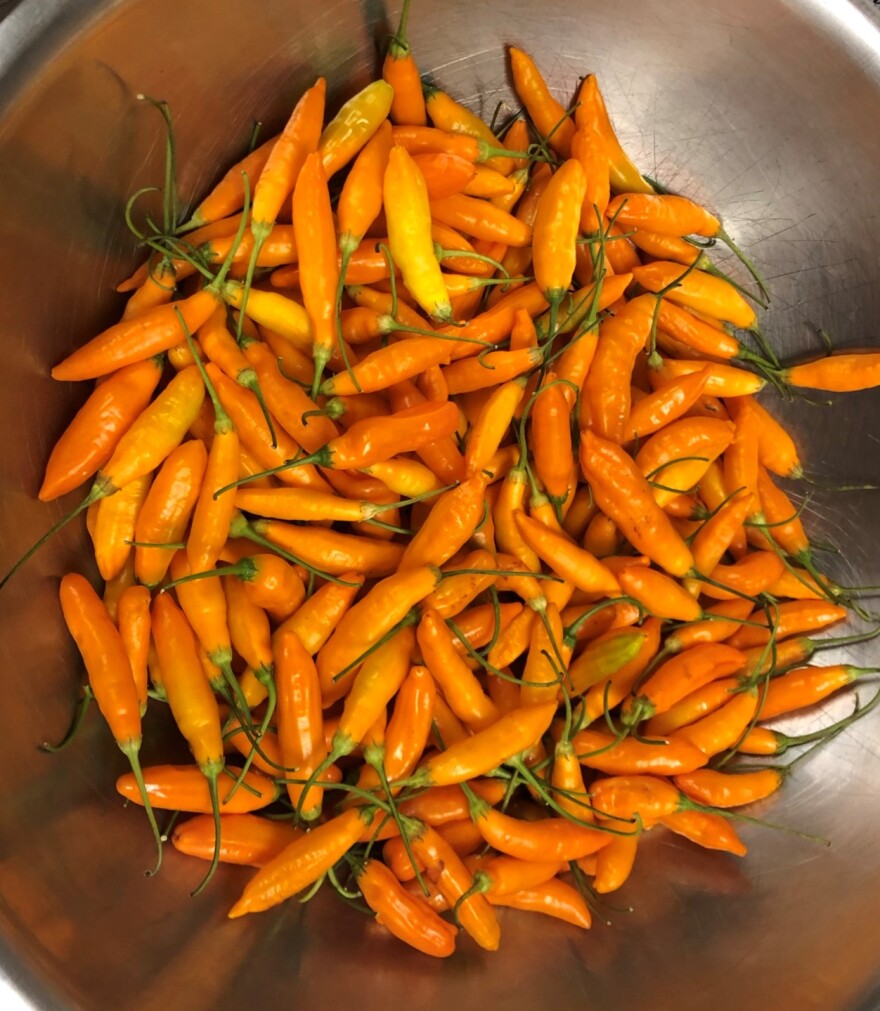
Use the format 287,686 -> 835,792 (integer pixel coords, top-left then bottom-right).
1,0 -> 880,1008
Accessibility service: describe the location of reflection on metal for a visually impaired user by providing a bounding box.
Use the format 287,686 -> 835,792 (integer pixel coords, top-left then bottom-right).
1,1 -> 880,1009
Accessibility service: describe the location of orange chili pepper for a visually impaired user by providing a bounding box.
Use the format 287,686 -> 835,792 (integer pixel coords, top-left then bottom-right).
180,136 -> 277,230
382,664 -> 437,782
669,687 -> 759,756
411,702 -> 557,787
472,803 -> 609,862
430,193 -> 532,247
518,604 -> 565,706
572,729 -> 708,775
530,374 -> 573,502
172,813 -> 302,868
579,429 -> 694,577
661,810 -> 747,856
228,807 -> 368,917
593,834 -> 639,894
321,337 -> 452,397
116,764 -> 279,814
275,629 -> 327,820
607,193 -> 720,237
583,295 -> 655,442
382,0 -> 426,124
424,84 -> 511,175
92,474 -> 151,581
250,77 -> 324,258
617,566 -> 700,622
167,550 -> 237,692
625,643 -> 747,724
673,768 -> 783,808
133,441 -> 207,588
356,857 -> 457,957
622,367 -> 712,442
39,358 -> 164,501
727,396 -> 802,478
399,780 -> 507,826
400,475 -> 487,569
533,158 -> 586,312
60,574 -> 162,866
317,567 -> 437,692
663,598 -> 754,654
488,878 -> 593,929
417,609 -> 499,730
575,75 -> 653,194
570,122 -> 610,232
780,351 -> 880,392
293,151 -> 340,394
755,664 -> 876,720
409,822 -> 500,951
589,775 -> 681,826
699,550 -> 785,600
116,584 -> 151,715
635,416 -> 735,510
255,518 -> 404,577
514,510 -> 620,596
206,365 -> 328,492
650,357 -> 766,398
151,591 -> 226,891
509,48 -> 575,156
632,262 -> 756,330
689,488 -> 754,578
655,300 -> 744,360
52,290 -> 219,382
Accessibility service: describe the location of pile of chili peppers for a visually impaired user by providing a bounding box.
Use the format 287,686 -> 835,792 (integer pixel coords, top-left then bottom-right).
6,0 -> 880,959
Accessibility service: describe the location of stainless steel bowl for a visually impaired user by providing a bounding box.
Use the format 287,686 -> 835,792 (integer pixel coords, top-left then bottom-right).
2,1 -> 880,1008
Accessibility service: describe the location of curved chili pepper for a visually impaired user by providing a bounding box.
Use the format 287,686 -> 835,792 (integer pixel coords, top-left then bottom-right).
584,833 -> 637,896
509,47 -> 575,156
625,643 -> 747,724
781,351 -> 880,392
632,261 -> 755,330
661,809 -> 747,856
172,813 -> 302,868
618,566 -> 701,622
93,474 -> 151,580
410,702 -> 557,787
409,822 -> 500,951
669,688 -> 759,756
575,75 -> 652,194
116,763 -> 279,813
514,510 -> 620,596
489,878 -> 592,929
589,775 -> 681,826
276,630 -> 327,820
400,475 -> 488,570
40,358 -> 164,501
533,158 -> 586,310
417,609 -> 499,730
228,807 -> 368,917
573,729 -> 709,775
673,768 -> 783,808
52,290 -> 219,381
579,429 -> 694,577
319,81 -> 394,178
356,857 -> 457,957
60,574 -> 162,866
291,151 -> 340,394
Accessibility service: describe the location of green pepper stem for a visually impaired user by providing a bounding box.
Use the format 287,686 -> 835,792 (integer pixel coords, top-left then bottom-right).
121,739 -> 164,877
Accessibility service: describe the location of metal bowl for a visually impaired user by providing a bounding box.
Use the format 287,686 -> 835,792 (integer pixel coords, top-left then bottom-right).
2,1 -> 880,1008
